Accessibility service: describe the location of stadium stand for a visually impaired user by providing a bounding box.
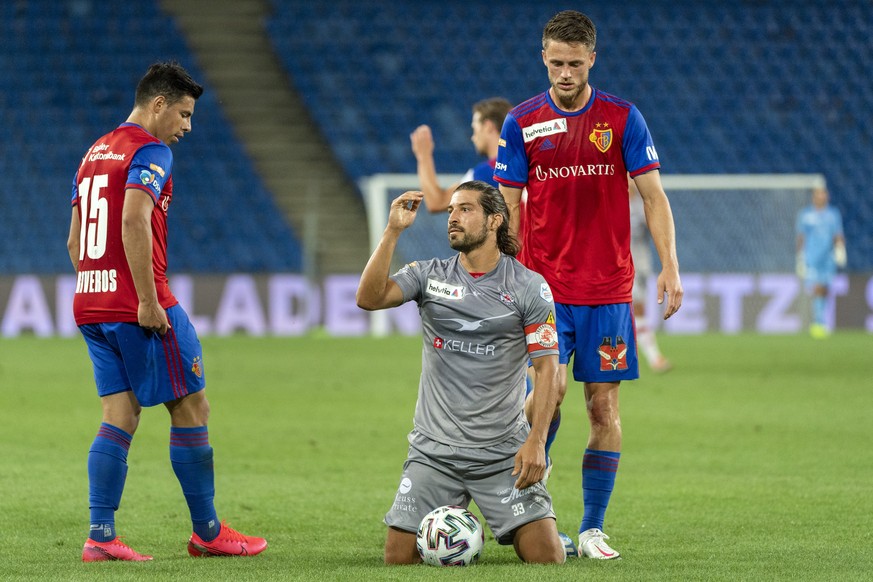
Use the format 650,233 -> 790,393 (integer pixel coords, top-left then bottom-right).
1,1 -> 870,273
266,0 -> 873,270
0,0 -> 302,273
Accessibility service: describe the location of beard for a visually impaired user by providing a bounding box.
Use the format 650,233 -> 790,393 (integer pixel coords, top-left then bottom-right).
448,224 -> 489,253
554,86 -> 584,109
550,77 -> 586,110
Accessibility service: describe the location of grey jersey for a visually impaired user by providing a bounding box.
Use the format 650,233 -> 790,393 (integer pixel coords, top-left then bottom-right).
390,254 -> 558,447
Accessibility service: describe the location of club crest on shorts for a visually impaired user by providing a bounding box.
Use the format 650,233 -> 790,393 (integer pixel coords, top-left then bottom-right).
191,356 -> 203,378
598,336 -> 628,371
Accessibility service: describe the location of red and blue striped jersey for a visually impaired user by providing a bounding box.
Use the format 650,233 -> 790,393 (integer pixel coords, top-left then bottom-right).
71,123 -> 178,325
495,88 -> 660,305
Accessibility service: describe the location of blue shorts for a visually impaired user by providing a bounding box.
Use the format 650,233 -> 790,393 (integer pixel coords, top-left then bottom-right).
79,304 -> 206,407
556,302 -> 639,383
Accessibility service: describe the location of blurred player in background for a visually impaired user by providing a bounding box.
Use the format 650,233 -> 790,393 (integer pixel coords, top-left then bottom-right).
495,10 -> 683,558
410,97 -> 512,212
629,177 -> 672,373
68,61 -> 266,561
357,182 -> 565,564
796,186 -> 846,338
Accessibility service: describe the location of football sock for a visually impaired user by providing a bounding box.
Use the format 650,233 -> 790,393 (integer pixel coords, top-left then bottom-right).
170,426 -> 219,542
87,423 -> 132,542
812,296 -> 826,326
545,411 -> 561,461
580,449 -> 621,533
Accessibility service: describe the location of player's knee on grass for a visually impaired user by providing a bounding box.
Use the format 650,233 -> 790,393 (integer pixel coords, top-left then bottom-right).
384,527 -> 420,565
513,519 -> 565,564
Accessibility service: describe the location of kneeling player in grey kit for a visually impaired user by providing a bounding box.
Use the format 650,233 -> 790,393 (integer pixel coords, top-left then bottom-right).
356,181 -> 566,564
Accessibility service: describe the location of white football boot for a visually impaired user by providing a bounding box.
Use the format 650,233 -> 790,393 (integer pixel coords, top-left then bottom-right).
578,528 -> 620,559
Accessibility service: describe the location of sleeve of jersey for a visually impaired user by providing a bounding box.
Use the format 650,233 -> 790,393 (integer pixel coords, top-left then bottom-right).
623,105 -> 661,178
521,275 -> 559,358
126,143 -> 173,204
388,260 -> 425,304
70,169 -> 80,207
494,114 -> 528,188
470,161 -> 496,187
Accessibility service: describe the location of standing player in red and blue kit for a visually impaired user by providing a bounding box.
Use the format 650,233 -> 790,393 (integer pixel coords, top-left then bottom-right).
495,11 -> 683,559
67,62 -> 266,561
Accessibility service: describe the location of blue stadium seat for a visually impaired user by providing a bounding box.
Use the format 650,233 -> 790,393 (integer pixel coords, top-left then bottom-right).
2,1 -> 871,272
262,0 -> 873,270
0,0 -> 302,274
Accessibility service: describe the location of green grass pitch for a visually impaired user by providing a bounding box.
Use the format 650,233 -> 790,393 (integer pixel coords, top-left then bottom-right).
1,332 -> 872,581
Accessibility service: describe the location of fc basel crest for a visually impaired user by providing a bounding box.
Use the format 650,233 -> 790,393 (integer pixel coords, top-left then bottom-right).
191,356 -> 203,378
588,124 -> 613,153
598,336 -> 628,371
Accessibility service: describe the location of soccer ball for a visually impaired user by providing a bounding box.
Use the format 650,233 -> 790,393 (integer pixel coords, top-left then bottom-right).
416,505 -> 484,566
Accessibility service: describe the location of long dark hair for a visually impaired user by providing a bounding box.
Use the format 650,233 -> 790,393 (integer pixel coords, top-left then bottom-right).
454,180 -> 520,257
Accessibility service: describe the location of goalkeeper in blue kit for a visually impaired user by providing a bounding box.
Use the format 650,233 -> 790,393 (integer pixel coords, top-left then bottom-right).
795,186 -> 846,337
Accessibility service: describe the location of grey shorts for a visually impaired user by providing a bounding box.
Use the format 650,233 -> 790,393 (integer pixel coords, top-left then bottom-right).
384,429 -> 556,545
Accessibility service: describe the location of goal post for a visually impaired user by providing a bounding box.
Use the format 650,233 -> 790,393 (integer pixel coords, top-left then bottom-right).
359,173 -> 826,335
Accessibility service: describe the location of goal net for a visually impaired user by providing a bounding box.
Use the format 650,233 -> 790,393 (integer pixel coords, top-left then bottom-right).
359,173 -> 826,334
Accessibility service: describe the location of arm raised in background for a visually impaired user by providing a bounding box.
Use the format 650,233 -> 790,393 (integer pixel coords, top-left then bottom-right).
356,191 -> 424,311
410,125 -> 457,213
634,170 -> 683,319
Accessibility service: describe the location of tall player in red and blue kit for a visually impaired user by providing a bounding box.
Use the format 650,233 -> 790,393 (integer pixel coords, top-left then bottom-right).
67,62 -> 266,561
495,11 -> 683,559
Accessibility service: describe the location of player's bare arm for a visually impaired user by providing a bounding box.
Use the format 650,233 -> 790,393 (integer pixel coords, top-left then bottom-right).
121,187 -> 169,334
634,170 -> 683,319
410,125 -> 455,213
513,353 -> 560,489
499,185 -> 523,240
67,208 -> 81,271
356,191 -> 424,311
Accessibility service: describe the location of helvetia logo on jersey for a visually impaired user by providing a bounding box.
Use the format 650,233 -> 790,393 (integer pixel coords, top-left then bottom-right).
598,336 -> 628,371
426,279 -> 465,300
522,118 -> 567,143
589,122 -> 613,153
